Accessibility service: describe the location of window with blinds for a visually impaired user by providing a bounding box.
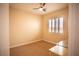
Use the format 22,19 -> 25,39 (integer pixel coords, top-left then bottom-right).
48,17 -> 64,33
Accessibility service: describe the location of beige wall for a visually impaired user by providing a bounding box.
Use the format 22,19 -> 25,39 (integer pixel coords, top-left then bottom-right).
10,7 -> 42,48
42,7 -> 68,43
0,4 -> 9,55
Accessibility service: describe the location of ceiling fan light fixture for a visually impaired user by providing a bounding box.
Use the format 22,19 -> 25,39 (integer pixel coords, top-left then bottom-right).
33,3 -> 46,12
39,8 -> 43,12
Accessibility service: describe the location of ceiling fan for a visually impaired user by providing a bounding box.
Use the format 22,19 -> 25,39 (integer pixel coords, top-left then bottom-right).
33,3 -> 46,12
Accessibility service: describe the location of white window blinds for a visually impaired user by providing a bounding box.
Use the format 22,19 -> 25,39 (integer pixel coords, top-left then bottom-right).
48,17 -> 64,33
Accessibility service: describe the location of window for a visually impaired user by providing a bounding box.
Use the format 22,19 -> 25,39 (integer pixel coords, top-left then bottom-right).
52,19 -> 55,32
56,18 -> 59,33
48,17 -> 64,33
48,19 -> 52,32
59,17 -> 64,33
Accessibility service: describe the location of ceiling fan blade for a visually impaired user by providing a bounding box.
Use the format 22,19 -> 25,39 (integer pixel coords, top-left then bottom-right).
40,3 -> 46,8
43,8 -> 46,12
33,8 -> 39,10
42,3 -> 46,6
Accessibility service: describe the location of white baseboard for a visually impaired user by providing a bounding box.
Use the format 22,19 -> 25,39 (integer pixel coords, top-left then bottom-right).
43,39 -> 57,45
10,39 -> 42,48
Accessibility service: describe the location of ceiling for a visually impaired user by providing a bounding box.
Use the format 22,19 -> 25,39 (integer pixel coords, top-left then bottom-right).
10,3 -> 68,15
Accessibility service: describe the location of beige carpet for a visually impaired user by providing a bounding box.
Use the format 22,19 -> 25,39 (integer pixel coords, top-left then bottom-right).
10,40 -> 59,56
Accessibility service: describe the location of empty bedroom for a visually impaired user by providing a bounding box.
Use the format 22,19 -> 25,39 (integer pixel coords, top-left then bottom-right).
9,3 -> 68,56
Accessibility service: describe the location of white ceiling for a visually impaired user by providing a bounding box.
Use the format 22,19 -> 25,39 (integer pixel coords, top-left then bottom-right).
10,3 -> 68,15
